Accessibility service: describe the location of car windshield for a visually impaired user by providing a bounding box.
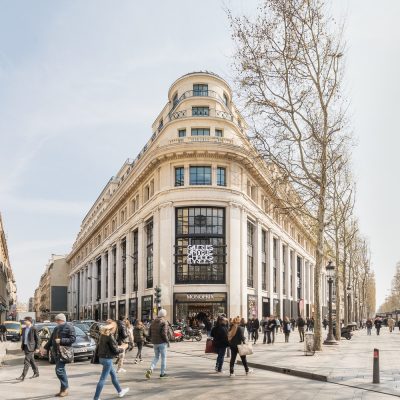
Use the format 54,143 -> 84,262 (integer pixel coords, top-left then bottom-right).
5,323 -> 20,330
74,326 -> 86,336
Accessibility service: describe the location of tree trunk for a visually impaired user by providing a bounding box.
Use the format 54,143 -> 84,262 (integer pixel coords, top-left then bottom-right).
334,237 -> 341,341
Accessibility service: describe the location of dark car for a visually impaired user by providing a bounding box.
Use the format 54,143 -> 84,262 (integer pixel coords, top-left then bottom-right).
89,322 -> 106,343
35,323 -> 96,363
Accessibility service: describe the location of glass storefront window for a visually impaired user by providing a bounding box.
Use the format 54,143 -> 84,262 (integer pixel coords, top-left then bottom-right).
175,207 -> 226,284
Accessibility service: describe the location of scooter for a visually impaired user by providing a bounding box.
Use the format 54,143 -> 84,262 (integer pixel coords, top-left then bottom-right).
182,326 -> 202,342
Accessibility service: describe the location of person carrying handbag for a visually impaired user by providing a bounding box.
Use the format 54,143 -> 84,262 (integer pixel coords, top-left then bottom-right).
228,317 -> 253,377
42,314 -> 76,397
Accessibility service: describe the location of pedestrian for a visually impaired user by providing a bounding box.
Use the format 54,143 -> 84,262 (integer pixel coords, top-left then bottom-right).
0,323 -> 6,342
366,318 -> 373,335
261,316 -> 269,344
204,315 -> 212,337
145,309 -> 170,379
93,321 -> 130,400
323,318 -> 328,330
388,318 -> 395,333
228,317 -> 253,377
115,316 -> 129,373
309,317 -> 315,332
297,315 -> 306,342
133,320 -> 145,364
246,319 -> 252,341
125,319 -> 134,350
252,315 -> 260,344
16,316 -> 39,381
275,317 -> 281,334
42,313 -> 76,397
283,316 -> 291,343
210,316 -> 229,374
374,317 -> 382,335
266,316 -> 277,344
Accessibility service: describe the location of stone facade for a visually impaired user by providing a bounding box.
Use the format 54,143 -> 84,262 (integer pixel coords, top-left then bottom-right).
0,213 -> 17,322
67,72 -> 329,322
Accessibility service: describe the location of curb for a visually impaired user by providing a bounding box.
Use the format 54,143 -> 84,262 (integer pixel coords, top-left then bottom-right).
237,360 -> 328,382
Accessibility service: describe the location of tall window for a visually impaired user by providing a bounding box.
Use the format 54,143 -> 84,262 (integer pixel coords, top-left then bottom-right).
96,258 -> 101,301
112,246 -> 116,297
121,238 -> 126,295
105,252 -> 109,298
175,167 -> 184,186
146,219 -> 154,289
193,83 -> 208,96
178,129 -> 186,138
190,166 -> 211,185
173,92 -> 179,107
215,129 -> 223,137
247,221 -> 254,288
262,230 -> 267,291
297,256 -> 302,299
175,207 -> 226,284
192,106 -> 209,116
133,229 -> 138,292
273,238 -> 278,293
217,167 -> 226,186
191,128 -> 210,136
223,93 -> 228,106
282,244 -> 287,295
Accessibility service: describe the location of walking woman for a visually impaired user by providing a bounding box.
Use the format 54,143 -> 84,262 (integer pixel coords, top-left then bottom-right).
93,321 -> 129,400
133,320 -> 145,363
283,316 -> 291,343
211,316 -> 229,373
228,317 -> 253,377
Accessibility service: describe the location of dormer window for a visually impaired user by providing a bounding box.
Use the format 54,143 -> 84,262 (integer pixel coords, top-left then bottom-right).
193,84 -> 208,96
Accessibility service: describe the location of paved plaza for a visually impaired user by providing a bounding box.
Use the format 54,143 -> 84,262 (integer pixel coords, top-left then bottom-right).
0,327 -> 399,399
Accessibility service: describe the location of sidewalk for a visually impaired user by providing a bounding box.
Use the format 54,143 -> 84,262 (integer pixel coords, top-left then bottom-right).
175,326 -> 400,397
0,341 -> 20,366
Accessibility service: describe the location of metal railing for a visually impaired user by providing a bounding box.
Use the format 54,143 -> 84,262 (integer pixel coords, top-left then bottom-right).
169,136 -> 234,145
167,108 -> 234,123
170,89 -> 227,114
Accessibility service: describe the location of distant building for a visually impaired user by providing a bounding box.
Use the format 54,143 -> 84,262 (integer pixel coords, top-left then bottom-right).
28,297 -> 34,312
0,213 -> 17,322
33,255 -> 69,321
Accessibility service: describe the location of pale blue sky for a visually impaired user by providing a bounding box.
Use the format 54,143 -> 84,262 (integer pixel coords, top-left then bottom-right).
0,1 -> 399,307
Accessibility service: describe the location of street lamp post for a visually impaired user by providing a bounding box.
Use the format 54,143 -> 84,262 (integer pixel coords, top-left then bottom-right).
346,285 -> 352,323
324,261 -> 338,345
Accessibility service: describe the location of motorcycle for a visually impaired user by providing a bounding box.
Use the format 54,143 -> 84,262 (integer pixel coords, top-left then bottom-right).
170,324 -> 184,342
182,326 -> 202,342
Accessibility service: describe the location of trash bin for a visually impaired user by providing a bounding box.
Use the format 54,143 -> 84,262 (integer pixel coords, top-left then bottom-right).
304,332 -> 315,356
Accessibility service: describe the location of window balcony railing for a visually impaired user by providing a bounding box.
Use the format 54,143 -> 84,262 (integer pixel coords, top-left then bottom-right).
167,108 -> 234,123
170,89 -> 226,113
169,136 -> 234,145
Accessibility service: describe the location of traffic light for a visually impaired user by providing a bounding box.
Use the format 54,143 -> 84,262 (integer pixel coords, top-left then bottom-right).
155,286 -> 162,307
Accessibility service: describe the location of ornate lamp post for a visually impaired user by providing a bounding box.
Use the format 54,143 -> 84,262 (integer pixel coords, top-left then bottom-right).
324,261 -> 338,345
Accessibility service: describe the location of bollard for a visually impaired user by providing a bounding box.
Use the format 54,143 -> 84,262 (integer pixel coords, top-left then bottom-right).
373,348 -> 380,384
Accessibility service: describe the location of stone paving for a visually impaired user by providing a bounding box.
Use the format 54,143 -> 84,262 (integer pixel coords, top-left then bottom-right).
0,327 -> 399,399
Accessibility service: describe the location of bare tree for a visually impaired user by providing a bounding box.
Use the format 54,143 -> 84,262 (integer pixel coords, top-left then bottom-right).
229,0 -> 348,350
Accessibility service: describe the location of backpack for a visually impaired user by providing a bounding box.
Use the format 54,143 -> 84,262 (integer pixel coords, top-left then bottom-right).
117,321 -> 128,341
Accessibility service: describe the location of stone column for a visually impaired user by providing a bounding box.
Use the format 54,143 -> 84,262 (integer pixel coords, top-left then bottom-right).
125,231 -> 132,300
268,231 -> 274,316
116,240 -> 121,300
277,238 -> 283,318
137,219 -> 144,318
256,220 -> 262,319
240,208 -> 248,318
101,252 -> 107,301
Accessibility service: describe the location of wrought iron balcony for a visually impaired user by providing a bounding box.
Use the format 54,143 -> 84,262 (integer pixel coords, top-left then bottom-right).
167,108 -> 234,123
169,136 -> 234,145
171,89 -> 227,113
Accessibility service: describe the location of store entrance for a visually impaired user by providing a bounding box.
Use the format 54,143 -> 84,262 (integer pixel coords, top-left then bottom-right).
174,292 -> 227,323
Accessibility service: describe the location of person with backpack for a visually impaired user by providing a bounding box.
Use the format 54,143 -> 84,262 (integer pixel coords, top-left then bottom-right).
133,321 -> 145,363
93,321 -> 129,400
283,316 -> 291,343
297,316 -> 306,342
145,309 -> 170,379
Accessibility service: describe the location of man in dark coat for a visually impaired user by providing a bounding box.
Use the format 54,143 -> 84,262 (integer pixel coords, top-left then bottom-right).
16,316 -> 39,381
43,313 -> 76,397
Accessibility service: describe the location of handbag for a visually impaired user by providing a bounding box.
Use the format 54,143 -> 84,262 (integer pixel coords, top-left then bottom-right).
58,344 -> 74,363
237,342 -> 253,356
205,338 -> 216,354
91,345 -> 99,364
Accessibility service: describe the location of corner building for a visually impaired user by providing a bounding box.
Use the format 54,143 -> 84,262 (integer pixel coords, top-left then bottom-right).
67,72 -> 328,323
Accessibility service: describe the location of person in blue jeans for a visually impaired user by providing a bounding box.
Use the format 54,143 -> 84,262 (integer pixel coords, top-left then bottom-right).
43,313 -> 76,397
211,316 -> 229,373
146,309 -> 170,379
93,321 -> 129,400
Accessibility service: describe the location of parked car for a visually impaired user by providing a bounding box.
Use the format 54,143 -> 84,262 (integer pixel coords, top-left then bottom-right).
89,321 -> 106,343
72,322 -> 90,334
4,321 -> 22,341
35,323 -> 96,363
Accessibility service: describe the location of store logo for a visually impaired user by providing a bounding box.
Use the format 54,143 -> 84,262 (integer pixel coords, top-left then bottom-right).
187,244 -> 214,265
186,294 -> 214,300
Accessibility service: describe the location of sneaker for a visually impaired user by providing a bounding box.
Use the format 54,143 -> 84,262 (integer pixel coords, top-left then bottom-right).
216,370 -> 225,374
117,368 -> 126,373
118,388 -> 130,398
140,359 -> 143,363
134,359 -> 138,364
160,374 -> 168,378
230,373 -> 235,377
145,369 -> 153,379
246,368 -> 254,375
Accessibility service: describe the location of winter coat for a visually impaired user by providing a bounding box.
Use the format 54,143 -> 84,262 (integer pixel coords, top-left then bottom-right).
98,331 -> 123,359
148,317 -> 169,345
133,326 -> 145,343
211,324 -> 229,348
283,321 -> 291,334
44,323 -> 76,352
